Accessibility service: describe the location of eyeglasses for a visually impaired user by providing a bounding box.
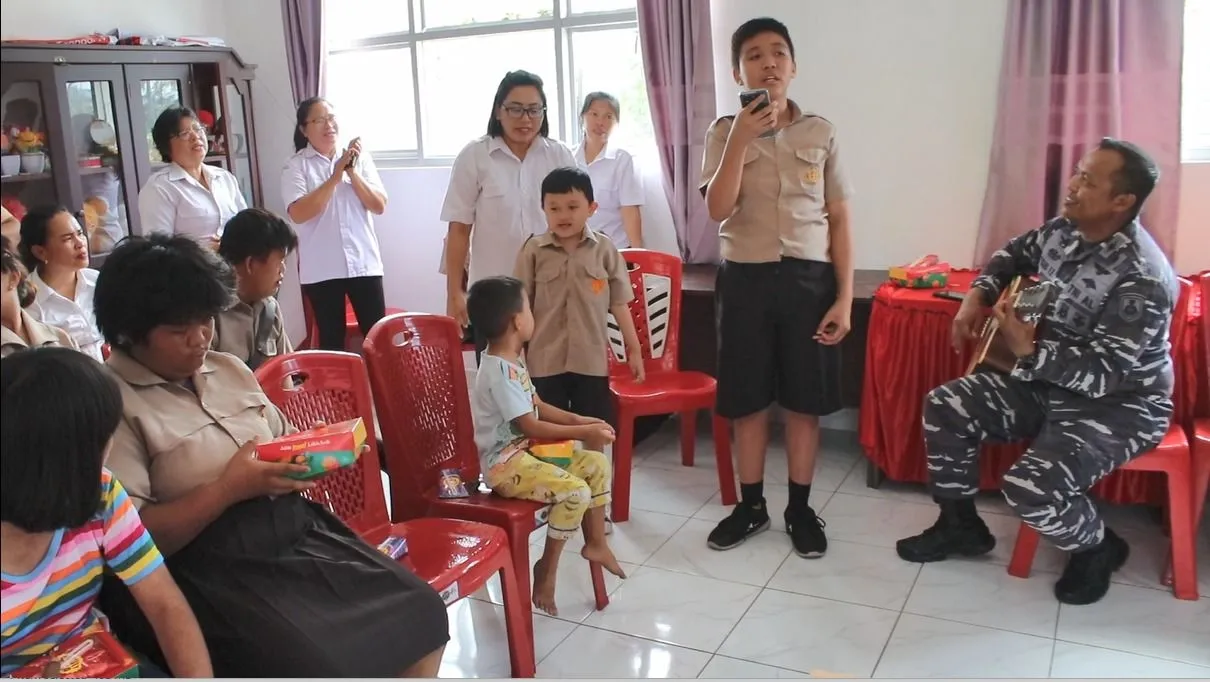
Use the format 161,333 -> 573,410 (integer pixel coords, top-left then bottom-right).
173,124 -> 207,140
502,105 -> 546,120
307,114 -> 338,126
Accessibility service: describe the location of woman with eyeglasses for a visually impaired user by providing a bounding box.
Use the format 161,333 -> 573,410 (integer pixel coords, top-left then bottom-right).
138,107 -> 247,247
440,70 -> 576,345
282,98 -> 388,351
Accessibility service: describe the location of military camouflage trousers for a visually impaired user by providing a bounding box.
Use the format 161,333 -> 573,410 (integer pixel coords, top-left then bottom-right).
922,372 -> 1172,551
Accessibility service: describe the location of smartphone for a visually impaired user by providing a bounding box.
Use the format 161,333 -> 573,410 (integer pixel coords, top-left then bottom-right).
346,151 -> 359,170
739,88 -> 770,112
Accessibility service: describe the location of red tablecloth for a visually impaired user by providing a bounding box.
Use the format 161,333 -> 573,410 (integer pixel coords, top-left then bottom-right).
858,270 -> 1207,506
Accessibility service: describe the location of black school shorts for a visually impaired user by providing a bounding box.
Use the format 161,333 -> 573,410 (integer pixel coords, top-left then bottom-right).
715,258 -> 843,419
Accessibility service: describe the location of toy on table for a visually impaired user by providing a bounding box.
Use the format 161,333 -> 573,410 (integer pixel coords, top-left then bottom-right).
437,468 -> 470,498
889,254 -> 950,289
255,418 -> 366,481
9,630 -> 140,679
528,440 -> 576,469
377,535 -> 409,560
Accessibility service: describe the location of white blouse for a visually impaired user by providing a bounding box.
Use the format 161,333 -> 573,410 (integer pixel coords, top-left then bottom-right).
28,268 -> 104,361
281,146 -> 387,285
439,135 -> 577,285
574,142 -> 645,248
137,163 -> 247,241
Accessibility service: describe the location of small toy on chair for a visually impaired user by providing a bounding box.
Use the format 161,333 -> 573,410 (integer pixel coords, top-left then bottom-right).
437,468 -> 470,498
889,254 -> 950,289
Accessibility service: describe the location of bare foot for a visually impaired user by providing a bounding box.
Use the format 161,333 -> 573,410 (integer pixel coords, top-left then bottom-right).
532,557 -> 559,617
581,543 -> 627,579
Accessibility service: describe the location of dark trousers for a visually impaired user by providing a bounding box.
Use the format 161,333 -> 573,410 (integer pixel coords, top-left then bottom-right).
533,373 -> 613,423
924,372 -> 1171,551
302,276 -> 386,351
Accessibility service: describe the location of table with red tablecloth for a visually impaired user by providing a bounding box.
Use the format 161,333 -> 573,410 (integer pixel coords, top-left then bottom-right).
858,269 -> 1207,506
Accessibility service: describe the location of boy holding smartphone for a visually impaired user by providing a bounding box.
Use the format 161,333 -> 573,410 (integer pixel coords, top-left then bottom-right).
699,17 -> 856,559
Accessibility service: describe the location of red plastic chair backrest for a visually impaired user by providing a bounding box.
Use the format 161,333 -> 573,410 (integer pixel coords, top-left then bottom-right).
1199,273 -> 1210,417
606,249 -> 684,379
255,350 -> 390,540
363,313 -> 479,521
1171,278 -> 1194,422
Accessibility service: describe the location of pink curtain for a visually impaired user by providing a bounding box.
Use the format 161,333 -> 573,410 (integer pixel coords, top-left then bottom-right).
974,0 -> 1184,266
281,0 -> 326,104
637,0 -> 719,263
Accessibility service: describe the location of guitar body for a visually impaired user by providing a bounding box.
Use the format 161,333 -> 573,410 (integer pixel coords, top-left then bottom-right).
966,276 -> 1056,375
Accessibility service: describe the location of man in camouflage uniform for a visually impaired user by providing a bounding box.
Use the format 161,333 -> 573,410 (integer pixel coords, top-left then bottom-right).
896,138 -> 1179,606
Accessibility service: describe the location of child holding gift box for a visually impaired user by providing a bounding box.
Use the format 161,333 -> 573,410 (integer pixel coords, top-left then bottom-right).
0,347 -> 211,677
467,276 -> 627,617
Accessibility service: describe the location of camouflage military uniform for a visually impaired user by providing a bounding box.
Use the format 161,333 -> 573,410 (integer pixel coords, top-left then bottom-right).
924,218 -> 1178,551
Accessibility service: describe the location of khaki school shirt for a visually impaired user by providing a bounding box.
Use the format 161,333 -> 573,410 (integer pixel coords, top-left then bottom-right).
211,297 -> 293,366
105,349 -> 296,508
514,229 -> 633,378
0,309 -> 79,357
699,102 -> 854,263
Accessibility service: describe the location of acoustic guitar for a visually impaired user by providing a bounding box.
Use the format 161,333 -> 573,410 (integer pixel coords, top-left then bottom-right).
966,276 -> 1057,375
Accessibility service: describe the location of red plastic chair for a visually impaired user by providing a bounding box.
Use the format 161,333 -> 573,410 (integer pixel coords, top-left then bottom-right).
1184,274 -> 1210,579
605,249 -> 736,523
1006,279 -> 1199,600
362,313 -> 609,633
297,290 -> 406,351
255,350 -> 536,676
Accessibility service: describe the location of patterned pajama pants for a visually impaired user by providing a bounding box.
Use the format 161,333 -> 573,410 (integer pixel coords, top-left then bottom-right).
487,449 -> 612,540
923,372 -> 1171,551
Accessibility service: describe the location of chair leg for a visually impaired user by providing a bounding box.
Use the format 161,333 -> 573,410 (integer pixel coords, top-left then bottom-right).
589,561 -> 609,611
496,558 -> 537,677
680,411 -> 696,467
612,411 -> 635,523
1164,466 -> 1199,600
1007,523 -> 1041,579
712,414 -> 737,506
506,521 -> 536,640
1166,446 -> 1210,587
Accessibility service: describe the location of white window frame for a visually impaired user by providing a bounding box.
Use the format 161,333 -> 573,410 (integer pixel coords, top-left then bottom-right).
325,0 -> 640,167
1182,0 -> 1210,162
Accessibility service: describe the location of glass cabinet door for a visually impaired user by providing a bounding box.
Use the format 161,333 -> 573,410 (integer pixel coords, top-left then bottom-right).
55,66 -> 137,256
125,65 -> 193,172
218,79 -> 257,207
1,68 -> 61,240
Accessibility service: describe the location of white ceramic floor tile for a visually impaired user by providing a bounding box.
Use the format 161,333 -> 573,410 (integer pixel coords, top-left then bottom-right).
767,540 -> 922,610
1110,521 -> 1191,593
538,626 -> 711,678
697,655 -> 810,678
817,492 -> 944,549
628,465 -> 726,518
562,508 -> 688,565
1049,641 -> 1210,678
874,613 -> 1053,678
718,589 -> 899,676
1056,581 -> 1210,666
646,518 -> 792,586
761,445 -> 860,495
905,561 -> 1060,638
584,566 -> 761,652
836,463 -> 935,506
440,598 -> 575,678
639,432 -> 733,473
969,511 -> 1068,574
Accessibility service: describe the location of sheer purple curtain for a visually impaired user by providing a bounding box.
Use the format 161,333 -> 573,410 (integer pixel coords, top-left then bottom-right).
281,0 -> 326,103
973,0 -> 1184,266
637,0 -> 718,263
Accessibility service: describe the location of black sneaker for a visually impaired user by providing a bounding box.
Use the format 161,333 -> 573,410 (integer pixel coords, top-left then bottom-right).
707,501 -> 770,550
1054,527 -> 1129,605
896,507 -> 996,563
786,505 -> 827,558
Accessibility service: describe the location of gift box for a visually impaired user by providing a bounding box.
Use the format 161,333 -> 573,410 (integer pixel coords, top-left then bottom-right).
888,254 -> 951,289
256,418 -> 366,481
528,440 -> 576,469
9,630 -> 139,679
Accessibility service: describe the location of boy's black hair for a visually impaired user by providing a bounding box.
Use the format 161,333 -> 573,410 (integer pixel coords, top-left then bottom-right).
466,276 -> 526,341
1,347 -> 123,532
17,204 -> 73,271
151,106 -> 199,163
94,234 -> 235,350
486,70 -> 551,138
541,166 -> 595,204
218,208 -> 300,264
730,17 -> 796,69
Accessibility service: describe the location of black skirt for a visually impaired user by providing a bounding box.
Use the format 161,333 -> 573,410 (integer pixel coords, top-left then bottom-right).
101,494 -> 449,677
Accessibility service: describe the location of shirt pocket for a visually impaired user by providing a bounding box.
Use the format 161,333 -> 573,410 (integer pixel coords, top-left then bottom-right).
579,262 -> 613,305
793,147 -> 828,199
532,259 -> 567,314
593,172 -> 619,209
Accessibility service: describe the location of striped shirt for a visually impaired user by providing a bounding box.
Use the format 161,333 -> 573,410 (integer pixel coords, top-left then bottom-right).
1,470 -> 163,674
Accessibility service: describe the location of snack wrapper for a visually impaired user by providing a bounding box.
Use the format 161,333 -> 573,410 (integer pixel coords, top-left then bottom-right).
9,630 -> 139,679
528,440 -> 577,469
437,468 -> 470,498
377,535 -> 409,560
256,418 -> 366,481
888,254 -> 950,289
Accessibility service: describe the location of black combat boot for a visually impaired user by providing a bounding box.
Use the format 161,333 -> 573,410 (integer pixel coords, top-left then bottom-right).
1054,527 -> 1129,605
896,497 -> 996,563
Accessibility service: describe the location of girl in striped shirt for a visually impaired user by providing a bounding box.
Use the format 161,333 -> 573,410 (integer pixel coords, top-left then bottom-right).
0,347 -> 211,677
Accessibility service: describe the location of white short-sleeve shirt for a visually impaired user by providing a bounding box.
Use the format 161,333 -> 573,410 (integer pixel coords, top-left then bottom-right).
439,135 -> 577,285
28,268 -> 104,361
281,146 -> 387,285
137,163 -> 247,240
574,142 -> 645,248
